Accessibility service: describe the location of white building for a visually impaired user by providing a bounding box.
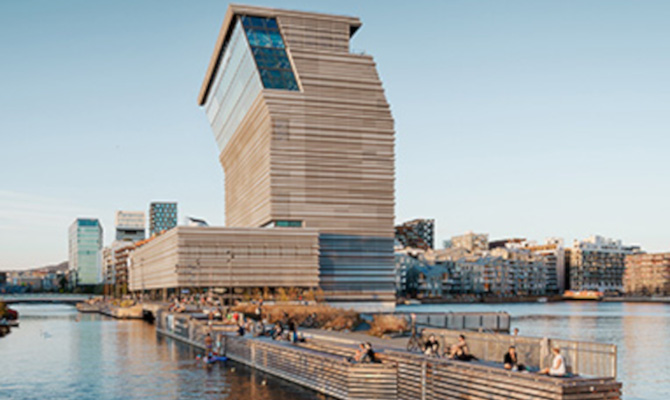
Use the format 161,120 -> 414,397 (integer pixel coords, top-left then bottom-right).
115,210 -> 146,242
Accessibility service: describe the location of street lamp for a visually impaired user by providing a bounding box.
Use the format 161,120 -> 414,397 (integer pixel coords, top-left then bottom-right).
226,250 -> 235,307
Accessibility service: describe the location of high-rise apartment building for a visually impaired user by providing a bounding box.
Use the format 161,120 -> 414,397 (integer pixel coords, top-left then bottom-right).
149,202 -> 178,236
197,5 -> 396,302
115,211 -> 145,242
570,236 -> 641,292
395,219 -> 435,250
68,218 -> 103,286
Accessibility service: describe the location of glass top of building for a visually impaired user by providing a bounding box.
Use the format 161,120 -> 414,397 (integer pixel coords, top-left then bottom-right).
240,16 -> 299,91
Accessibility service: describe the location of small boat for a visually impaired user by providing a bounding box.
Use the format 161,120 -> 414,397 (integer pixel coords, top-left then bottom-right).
207,355 -> 228,363
197,353 -> 228,364
537,297 -> 548,303
563,290 -> 604,301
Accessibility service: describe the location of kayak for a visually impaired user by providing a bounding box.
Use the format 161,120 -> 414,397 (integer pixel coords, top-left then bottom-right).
207,355 -> 228,363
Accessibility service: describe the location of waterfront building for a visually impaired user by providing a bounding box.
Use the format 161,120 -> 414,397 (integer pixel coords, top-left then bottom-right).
102,246 -> 115,286
395,218 -> 435,250
569,236 -> 642,292
129,226 -> 319,296
113,243 -> 135,297
196,5 -> 395,304
624,252 -> 670,295
450,231 -> 489,253
149,202 -> 178,236
394,247 -> 454,298
456,247 -> 549,296
115,211 -> 146,242
502,238 -> 564,293
103,241 -> 136,297
68,218 -> 103,286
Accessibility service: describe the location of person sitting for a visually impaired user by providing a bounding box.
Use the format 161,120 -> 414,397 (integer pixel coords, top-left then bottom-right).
204,333 -> 213,352
288,320 -> 298,343
363,342 -> 380,363
503,346 -> 525,371
271,322 -> 283,340
423,334 -> 440,357
449,334 -> 477,361
539,347 -> 566,376
347,343 -> 367,363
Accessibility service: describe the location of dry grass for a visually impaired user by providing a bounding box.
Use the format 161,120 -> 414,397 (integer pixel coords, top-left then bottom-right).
368,314 -> 408,337
232,303 -> 360,331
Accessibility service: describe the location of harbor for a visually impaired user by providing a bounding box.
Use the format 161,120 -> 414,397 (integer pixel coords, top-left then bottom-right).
5,301 -> 669,399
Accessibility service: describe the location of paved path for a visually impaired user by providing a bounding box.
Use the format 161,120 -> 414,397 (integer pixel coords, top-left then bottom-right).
302,328 -> 411,351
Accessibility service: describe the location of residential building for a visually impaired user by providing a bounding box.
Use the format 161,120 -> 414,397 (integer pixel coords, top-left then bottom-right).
115,211 -> 146,242
569,236 -> 642,292
395,218 -> 435,250
624,253 -> 670,295
113,243 -> 135,297
195,5 -> 396,305
102,246 -> 115,286
451,232 -> 489,253
68,218 -> 103,286
506,238 -> 564,293
394,247 -> 453,299
456,247 -> 549,296
149,202 -> 178,236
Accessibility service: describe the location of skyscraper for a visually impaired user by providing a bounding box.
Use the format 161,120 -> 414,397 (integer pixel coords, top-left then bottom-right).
68,218 -> 103,286
115,210 -> 146,242
149,202 -> 178,236
198,5 -> 396,302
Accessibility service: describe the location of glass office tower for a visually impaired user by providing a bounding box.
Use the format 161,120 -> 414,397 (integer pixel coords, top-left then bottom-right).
68,218 -> 103,286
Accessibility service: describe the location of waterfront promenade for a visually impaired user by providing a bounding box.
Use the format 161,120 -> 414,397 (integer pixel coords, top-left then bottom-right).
155,309 -> 622,400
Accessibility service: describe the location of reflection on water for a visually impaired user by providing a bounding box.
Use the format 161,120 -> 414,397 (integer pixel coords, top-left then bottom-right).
0,305 -> 327,400
399,301 -> 670,400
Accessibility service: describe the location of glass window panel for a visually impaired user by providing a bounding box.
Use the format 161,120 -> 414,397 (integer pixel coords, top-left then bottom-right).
269,31 -> 285,48
240,15 -> 299,91
256,30 -> 272,47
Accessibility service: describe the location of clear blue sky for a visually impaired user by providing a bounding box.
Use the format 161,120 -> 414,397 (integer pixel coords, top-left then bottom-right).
1,0 -> 669,270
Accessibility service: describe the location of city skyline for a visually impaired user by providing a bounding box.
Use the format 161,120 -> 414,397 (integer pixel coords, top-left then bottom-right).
2,0 -> 670,270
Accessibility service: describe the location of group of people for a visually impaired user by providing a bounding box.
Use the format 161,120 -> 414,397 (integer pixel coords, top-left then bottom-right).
422,333 -> 478,361
347,342 -> 379,364
420,331 -> 566,377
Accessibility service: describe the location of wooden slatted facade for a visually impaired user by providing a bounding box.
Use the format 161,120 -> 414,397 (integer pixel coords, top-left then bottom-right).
128,226 -> 319,292
198,5 -> 396,304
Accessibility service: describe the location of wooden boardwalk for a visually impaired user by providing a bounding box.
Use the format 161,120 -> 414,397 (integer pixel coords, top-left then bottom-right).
156,311 -> 621,400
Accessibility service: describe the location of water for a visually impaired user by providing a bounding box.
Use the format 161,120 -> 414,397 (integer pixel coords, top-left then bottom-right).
0,304 -> 328,400
2,303 -> 667,400
398,301 -> 670,400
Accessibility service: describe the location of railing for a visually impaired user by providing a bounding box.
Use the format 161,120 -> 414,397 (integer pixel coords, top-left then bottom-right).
0,294 -> 92,303
155,310 -> 397,400
410,312 -> 511,332
384,349 -> 621,400
423,327 -> 617,378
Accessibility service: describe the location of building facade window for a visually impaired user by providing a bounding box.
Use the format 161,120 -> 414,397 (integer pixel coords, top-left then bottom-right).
240,16 -> 299,91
